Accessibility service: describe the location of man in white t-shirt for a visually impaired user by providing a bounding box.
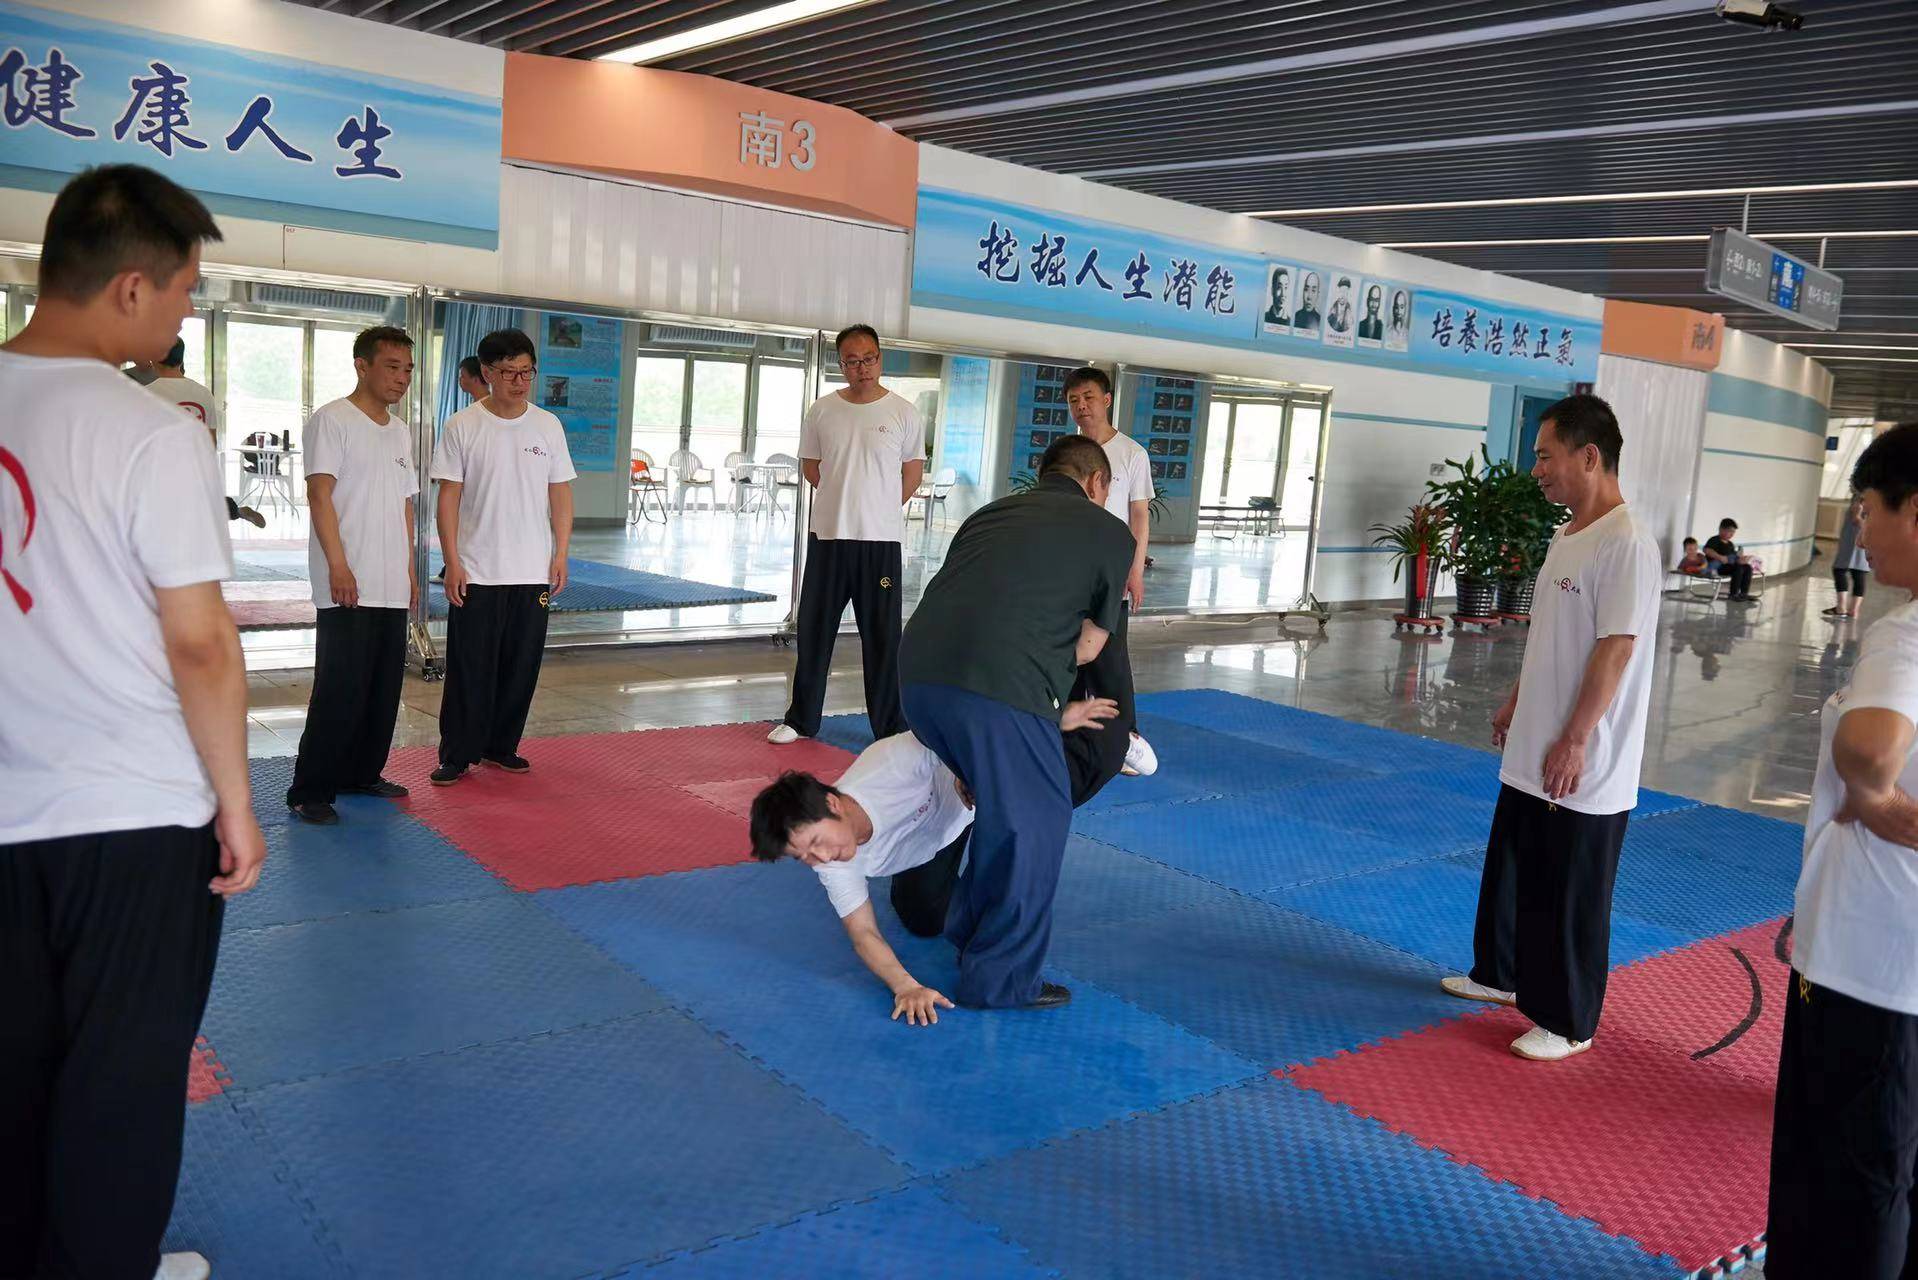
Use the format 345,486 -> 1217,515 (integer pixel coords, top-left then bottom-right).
285,326 -> 420,823
146,338 -> 267,529
769,324 -> 923,746
1065,366 -> 1161,788
749,695 -> 1119,1024
0,164 -> 263,1280
428,327 -> 576,785
1441,394 -> 1662,1062
1767,422 -> 1918,1277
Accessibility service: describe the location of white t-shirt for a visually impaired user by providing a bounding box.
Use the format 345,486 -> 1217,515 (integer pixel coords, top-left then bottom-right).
0,352 -> 234,842
812,732 -> 974,919
1092,428 -> 1154,527
1499,503 -> 1662,815
429,402 -> 576,586
1794,602 -> 1918,1014
305,398 -> 419,610
798,390 -> 924,543
147,374 -> 220,446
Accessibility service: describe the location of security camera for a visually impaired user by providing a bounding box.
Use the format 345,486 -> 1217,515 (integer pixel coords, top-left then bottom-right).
1716,0 -> 1804,30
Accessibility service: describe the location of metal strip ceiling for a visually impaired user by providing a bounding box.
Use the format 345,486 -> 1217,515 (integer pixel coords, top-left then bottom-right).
290,0 -> 1918,417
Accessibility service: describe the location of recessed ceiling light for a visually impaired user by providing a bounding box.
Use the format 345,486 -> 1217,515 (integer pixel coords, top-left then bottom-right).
596,0 -> 875,65
1244,179 -> 1918,219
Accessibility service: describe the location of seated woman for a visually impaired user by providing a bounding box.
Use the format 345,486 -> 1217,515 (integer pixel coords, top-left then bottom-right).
1768,421 -> 1918,1276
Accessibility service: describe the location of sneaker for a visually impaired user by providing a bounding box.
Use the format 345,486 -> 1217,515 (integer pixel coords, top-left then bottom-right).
1121,732 -> 1159,777
766,723 -> 801,745
1440,975 -> 1516,1006
483,753 -> 530,773
340,778 -> 409,798
156,1252 -> 211,1280
1510,1025 -> 1592,1061
239,505 -> 267,529
429,763 -> 466,786
1025,982 -> 1072,1009
287,801 -> 339,825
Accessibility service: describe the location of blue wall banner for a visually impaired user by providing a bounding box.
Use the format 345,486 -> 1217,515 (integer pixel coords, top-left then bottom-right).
0,1 -> 501,247
535,311 -> 620,473
939,355 -> 990,485
915,186 -> 1263,346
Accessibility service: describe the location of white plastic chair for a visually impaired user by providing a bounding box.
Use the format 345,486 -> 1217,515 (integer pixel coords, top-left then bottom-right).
765,453 -> 802,520
929,467 -> 958,526
668,449 -> 717,511
724,450 -> 761,512
628,449 -> 669,524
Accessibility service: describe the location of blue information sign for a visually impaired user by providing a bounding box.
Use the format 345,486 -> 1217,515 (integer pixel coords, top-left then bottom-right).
0,0 -> 501,247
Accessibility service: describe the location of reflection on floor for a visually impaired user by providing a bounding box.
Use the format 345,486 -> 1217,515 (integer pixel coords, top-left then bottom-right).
227,497 -> 1313,667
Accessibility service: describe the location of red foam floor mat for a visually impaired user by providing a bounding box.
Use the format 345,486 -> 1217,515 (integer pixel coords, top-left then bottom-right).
1287,1002 -> 1773,1272
1602,917 -> 1791,1087
187,1036 -> 231,1104
415,788 -> 749,891
683,765 -> 850,819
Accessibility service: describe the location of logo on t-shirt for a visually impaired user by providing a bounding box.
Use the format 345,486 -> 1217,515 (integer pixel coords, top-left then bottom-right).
176,401 -> 207,422
0,445 -> 38,614
1555,577 -> 1581,595
395,456 -> 408,469
524,445 -> 548,459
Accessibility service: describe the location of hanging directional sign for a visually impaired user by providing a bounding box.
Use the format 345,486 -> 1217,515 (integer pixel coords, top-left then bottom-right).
1705,227 -> 1842,331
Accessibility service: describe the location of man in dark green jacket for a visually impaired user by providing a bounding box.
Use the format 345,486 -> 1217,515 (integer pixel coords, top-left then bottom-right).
898,434 -> 1135,1009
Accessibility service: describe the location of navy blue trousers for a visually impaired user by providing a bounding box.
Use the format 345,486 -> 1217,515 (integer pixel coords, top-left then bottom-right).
902,682 -> 1072,1008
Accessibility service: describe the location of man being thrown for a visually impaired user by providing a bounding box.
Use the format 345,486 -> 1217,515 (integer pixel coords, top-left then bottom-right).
897,433 -> 1136,1010
1441,394 -> 1662,1061
749,687 -> 1119,1025
1064,366 -> 1158,781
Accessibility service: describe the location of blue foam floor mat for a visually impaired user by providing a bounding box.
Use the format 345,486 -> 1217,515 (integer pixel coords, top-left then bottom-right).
180,685 -> 1775,1276
540,864 -> 1263,1174
241,1013 -> 908,1280
940,1075 -> 1678,1280
202,895 -> 665,1087
629,1186 -> 1057,1280
1050,894 -> 1463,1070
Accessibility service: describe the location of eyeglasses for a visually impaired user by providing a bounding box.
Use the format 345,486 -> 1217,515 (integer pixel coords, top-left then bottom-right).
489,365 -> 536,383
839,354 -> 880,370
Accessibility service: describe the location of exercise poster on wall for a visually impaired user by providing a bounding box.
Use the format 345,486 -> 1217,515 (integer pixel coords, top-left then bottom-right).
535,311 -> 620,473
1126,374 -> 1197,499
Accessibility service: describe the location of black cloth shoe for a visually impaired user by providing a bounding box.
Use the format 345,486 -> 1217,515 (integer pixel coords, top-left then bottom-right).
288,801 -> 339,825
430,763 -> 467,786
340,779 -> 409,798
1025,982 -> 1072,1010
483,753 -> 531,773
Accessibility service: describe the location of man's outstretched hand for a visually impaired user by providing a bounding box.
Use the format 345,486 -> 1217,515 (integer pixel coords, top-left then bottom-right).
892,985 -> 955,1026
1062,697 -> 1121,733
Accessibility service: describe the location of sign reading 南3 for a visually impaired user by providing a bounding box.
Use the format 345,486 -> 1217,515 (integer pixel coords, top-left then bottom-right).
0,0 -> 501,248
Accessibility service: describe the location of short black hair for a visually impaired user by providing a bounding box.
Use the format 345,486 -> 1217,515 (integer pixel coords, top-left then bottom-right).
1063,366 -> 1110,397
160,338 -> 186,368
1039,433 -> 1112,485
477,328 -> 535,366
749,772 -> 838,861
38,165 -> 221,303
354,325 -> 413,363
1540,393 -> 1623,473
1853,423 -> 1918,511
834,324 -> 879,353
1719,518 -> 1738,531
1683,537 -> 1699,547
458,355 -> 483,380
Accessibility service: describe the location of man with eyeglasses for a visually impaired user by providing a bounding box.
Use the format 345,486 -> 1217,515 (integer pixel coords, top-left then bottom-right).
769,324 -> 924,746
427,327 -> 576,785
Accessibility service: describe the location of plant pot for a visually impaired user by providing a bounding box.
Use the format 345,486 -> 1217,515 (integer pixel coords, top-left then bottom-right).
1497,577 -> 1537,617
1402,550 -> 1442,620
1456,576 -> 1499,619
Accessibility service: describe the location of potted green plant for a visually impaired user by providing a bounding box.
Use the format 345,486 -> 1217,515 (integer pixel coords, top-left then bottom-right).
1424,448 -> 1507,619
1492,462 -> 1566,617
1369,503 -> 1446,619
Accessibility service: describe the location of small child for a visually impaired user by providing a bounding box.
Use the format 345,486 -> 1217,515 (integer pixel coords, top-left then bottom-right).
1678,538 -> 1707,575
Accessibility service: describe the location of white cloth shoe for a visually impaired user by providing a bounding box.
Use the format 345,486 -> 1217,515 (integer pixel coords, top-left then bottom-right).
1510,1026 -> 1592,1061
1121,732 -> 1158,777
766,723 -> 801,745
156,1253 -> 211,1280
1440,975 -> 1516,1006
